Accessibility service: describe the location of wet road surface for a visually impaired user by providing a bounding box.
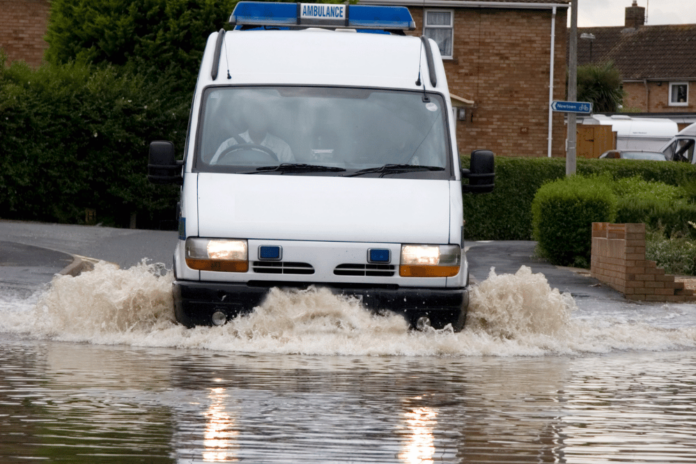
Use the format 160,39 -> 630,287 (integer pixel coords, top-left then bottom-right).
0,220 -> 177,269
1,222 -> 696,462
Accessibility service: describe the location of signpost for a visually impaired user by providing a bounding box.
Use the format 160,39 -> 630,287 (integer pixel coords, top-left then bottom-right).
567,0 -> 578,176
551,101 -> 593,114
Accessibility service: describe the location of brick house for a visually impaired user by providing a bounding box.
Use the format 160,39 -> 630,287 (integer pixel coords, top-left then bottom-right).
362,0 -> 570,157
3,0 -> 570,157
576,1 -> 696,128
0,0 -> 50,68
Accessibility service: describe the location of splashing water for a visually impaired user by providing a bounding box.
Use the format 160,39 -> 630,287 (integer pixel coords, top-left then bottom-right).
468,266 -> 576,339
0,261 -> 695,356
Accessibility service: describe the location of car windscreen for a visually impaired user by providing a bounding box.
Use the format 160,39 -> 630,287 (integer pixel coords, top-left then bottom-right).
193,87 -> 452,178
622,152 -> 666,161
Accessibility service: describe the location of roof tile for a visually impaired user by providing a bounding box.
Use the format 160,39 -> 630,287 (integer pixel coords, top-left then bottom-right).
575,24 -> 696,80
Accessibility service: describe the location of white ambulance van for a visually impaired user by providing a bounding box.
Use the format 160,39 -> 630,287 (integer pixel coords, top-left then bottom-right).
148,2 -> 495,331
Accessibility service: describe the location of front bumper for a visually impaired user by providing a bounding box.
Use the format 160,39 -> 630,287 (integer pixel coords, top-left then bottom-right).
173,280 -> 469,331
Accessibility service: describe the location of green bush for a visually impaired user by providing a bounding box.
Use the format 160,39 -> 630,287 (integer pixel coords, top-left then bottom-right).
0,59 -> 188,227
461,156 -> 566,240
646,228 -> 696,276
612,176 -> 686,202
531,176 -> 617,267
616,199 -> 696,239
461,156 -> 696,240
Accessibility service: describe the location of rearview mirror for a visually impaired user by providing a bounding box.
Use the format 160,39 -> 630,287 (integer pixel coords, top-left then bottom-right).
148,141 -> 183,185
461,150 -> 495,194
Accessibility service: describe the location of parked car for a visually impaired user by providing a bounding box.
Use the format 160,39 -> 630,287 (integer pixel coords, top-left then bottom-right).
599,150 -> 666,161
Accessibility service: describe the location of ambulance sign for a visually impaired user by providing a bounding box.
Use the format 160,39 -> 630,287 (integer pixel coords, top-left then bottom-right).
300,3 -> 346,21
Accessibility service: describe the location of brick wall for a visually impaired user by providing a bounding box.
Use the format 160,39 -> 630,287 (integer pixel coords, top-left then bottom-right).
591,222 -> 695,302
0,0 -> 50,68
623,81 -> 696,113
408,7 -> 568,158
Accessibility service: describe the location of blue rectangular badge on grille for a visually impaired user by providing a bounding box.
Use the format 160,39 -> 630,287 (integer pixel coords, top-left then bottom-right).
368,249 -> 390,263
259,246 -> 281,260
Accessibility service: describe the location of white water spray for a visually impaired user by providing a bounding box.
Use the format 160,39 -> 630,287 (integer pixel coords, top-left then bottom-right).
1,261 -> 695,356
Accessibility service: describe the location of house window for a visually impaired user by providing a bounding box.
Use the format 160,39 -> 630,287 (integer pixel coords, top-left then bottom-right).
424,10 -> 453,59
669,82 -> 689,106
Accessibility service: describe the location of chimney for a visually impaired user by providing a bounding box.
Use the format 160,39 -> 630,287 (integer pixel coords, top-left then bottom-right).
625,0 -> 645,28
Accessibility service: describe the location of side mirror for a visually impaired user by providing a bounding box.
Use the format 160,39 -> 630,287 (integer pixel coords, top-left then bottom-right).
462,149 -> 495,194
148,141 -> 183,185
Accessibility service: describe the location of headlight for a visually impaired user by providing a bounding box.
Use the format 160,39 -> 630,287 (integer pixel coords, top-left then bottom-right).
399,245 -> 460,277
185,238 -> 248,272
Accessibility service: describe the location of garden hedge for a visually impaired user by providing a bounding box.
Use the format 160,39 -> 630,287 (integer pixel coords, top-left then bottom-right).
460,156 -> 696,240
531,176 -> 617,267
616,199 -> 696,239
0,58 -> 188,227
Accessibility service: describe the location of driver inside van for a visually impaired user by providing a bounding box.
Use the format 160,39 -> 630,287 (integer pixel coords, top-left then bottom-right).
210,101 -> 294,164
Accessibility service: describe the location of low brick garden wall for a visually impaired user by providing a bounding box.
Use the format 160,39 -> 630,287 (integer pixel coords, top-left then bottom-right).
591,223 -> 695,302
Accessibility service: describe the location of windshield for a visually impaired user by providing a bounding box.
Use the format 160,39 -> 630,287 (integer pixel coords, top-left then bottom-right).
622,152 -> 666,161
665,139 -> 696,163
194,87 -> 452,178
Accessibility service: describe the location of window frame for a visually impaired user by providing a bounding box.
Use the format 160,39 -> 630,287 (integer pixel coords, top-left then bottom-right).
423,9 -> 454,60
669,82 -> 689,107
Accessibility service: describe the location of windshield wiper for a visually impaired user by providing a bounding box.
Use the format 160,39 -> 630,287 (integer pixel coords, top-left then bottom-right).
345,164 -> 445,178
243,163 -> 346,174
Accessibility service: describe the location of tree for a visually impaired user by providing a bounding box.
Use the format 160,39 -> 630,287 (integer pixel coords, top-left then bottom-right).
575,61 -> 625,113
45,0 -> 238,87
45,0 -> 351,85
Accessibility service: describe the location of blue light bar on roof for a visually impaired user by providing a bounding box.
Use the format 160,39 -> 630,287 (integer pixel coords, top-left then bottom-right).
229,2 -> 415,31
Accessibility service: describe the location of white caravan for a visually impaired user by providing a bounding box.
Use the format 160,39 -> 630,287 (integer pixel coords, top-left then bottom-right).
589,114 -> 678,151
148,2 -> 495,331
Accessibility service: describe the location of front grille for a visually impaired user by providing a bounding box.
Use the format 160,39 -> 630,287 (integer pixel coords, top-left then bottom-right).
252,261 -> 314,275
334,264 -> 396,277
246,281 -> 399,290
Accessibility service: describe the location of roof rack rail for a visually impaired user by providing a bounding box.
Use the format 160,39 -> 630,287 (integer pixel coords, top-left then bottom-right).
211,29 -> 225,81
421,36 -> 437,88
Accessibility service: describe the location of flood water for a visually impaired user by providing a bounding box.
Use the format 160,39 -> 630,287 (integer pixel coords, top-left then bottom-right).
1,262 -> 696,463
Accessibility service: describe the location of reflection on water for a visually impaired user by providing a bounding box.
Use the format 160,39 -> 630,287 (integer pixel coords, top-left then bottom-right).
203,388 -> 238,462
1,338 -> 696,463
399,405 -> 438,464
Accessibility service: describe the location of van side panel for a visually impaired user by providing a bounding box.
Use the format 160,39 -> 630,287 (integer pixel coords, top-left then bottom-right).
447,180 -> 467,288
175,173 -> 200,281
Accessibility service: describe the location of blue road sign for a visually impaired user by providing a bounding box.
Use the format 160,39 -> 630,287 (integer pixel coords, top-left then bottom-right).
551,101 -> 593,114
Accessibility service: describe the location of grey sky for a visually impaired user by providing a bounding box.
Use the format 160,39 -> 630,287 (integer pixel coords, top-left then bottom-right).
577,0 -> 696,27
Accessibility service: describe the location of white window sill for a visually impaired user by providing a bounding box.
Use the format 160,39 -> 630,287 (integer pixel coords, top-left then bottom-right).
669,102 -> 689,107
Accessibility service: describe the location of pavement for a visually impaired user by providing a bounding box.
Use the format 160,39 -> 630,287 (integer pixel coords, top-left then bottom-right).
0,220 -> 630,305
466,240 -> 626,302
0,220 -> 178,269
